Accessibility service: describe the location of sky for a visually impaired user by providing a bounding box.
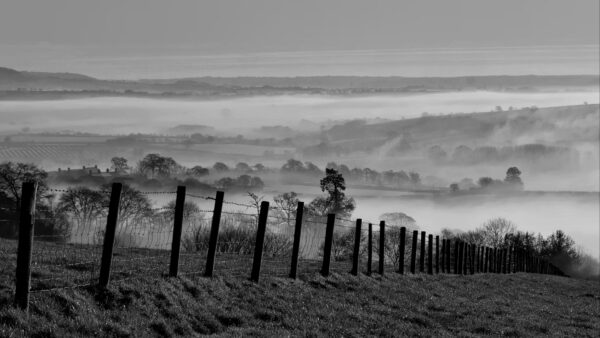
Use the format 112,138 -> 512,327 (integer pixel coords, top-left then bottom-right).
0,0 -> 598,78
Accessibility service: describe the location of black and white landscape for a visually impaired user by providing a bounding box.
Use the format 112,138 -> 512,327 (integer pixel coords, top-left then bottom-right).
0,1 -> 599,337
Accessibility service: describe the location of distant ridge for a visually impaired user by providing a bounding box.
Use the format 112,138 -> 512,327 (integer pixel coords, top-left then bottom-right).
1,66 -> 598,99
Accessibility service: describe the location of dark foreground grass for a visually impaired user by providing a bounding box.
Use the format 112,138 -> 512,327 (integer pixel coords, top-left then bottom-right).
0,269 -> 599,337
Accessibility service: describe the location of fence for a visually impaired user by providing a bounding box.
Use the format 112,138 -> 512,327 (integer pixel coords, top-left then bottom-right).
0,181 -> 565,311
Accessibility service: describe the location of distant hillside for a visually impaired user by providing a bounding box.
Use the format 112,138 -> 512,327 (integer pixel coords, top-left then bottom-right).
1,66 -> 598,99
320,104 -> 600,151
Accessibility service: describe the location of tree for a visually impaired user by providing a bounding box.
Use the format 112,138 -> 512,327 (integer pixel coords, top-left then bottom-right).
316,168 -> 355,217
281,159 -> 305,173
478,177 -> 493,188
247,192 -> 264,225
162,200 -> 200,224
273,192 -> 299,226
188,165 -> 209,177
480,218 -> 517,247
101,183 -> 153,225
0,162 -> 48,212
137,154 -> 178,178
505,166 -> 523,189
213,162 -> 229,172
449,183 -> 459,193
409,172 -> 421,186
110,157 -> 129,173
541,230 -> 578,260
235,162 -> 252,172
427,145 -> 447,163
56,187 -> 106,228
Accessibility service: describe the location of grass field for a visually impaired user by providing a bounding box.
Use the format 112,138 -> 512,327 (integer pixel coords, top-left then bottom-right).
0,238 -> 598,337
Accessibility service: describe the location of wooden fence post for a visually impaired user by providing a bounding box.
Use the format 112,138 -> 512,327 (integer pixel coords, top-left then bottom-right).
489,247 -> 493,273
410,230 -> 418,274
435,236 -> 440,274
367,223 -> 373,275
99,182 -> 122,288
204,191 -> 224,277
490,248 -> 498,273
483,247 -> 488,273
446,239 -> 451,273
350,218 -> 362,276
462,243 -> 468,275
453,240 -> 459,274
427,234 -> 433,275
457,242 -> 464,275
320,214 -> 336,277
502,249 -> 508,274
378,221 -> 385,275
398,227 -> 406,274
481,246 -> 485,272
169,186 -> 186,277
14,181 -> 37,311
507,246 -> 512,273
289,202 -> 304,279
419,231 -> 426,273
475,246 -> 480,273
440,239 -> 446,273
496,248 -> 501,273
250,201 -> 270,282
470,245 -> 475,275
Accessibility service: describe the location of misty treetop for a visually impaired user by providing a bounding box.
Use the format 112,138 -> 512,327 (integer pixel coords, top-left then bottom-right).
449,166 -> 524,193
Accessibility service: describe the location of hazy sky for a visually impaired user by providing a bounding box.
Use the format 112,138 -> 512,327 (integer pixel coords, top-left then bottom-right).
0,0 -> 598,78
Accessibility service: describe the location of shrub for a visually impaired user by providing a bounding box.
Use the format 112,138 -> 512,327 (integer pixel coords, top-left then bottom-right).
181,214 -> 293,257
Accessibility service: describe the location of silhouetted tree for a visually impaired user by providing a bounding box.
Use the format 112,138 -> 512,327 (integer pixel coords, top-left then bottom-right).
316,168 -> 355,217
110,157 -> 129,173
212,162 -> 229,172
505,166 -> 523,189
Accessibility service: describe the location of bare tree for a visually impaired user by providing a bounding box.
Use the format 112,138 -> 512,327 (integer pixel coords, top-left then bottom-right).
273,192 -> 299,226
480,217 -> 517,247
57,187 -> 106,228
247,192 -> 264,225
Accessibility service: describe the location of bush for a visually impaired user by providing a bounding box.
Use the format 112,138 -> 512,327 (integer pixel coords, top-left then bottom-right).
182,214 -> 293,257
326,228 -> 365,262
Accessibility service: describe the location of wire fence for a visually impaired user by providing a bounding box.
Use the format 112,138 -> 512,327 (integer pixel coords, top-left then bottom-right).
1,183 -> 565,308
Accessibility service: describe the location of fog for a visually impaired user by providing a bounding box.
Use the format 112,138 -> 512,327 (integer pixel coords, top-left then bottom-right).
1,91 -> 598,135
1,91 -> 598,259
255,185 -> 600,258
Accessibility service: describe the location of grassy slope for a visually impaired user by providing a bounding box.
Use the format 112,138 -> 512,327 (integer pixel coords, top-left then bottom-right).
1,270 -> 598,337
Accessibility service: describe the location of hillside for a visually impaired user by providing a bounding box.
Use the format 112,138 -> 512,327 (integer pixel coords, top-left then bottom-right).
0,270 -> 598,337
321,104 -> 600,150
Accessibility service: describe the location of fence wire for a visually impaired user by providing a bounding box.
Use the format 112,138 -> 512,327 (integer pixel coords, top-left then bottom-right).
0,185 -> 557,296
